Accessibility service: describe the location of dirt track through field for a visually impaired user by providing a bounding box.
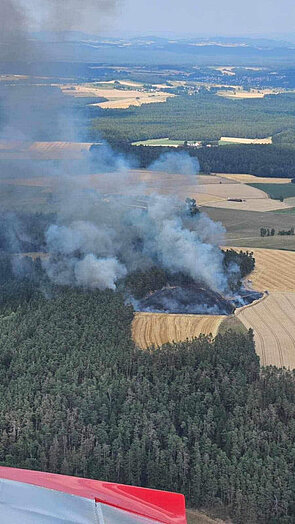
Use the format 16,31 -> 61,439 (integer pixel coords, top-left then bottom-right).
232,247 -> 295,368
132,312 -> 225,349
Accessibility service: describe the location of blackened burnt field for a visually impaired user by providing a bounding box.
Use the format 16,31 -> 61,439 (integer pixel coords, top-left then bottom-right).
134,282 -> 261,315
125,251 -> 261,316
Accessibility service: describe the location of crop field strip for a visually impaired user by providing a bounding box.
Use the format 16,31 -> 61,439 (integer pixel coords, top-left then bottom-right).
217,88 -> 283,99
219,136 -> 272,145
245,248 -> 295,291
60,83 -> 174,109
237,293 -> 295,368
229,247 -> 295,368
132,312 -> 225,349
217,174 -> 293,184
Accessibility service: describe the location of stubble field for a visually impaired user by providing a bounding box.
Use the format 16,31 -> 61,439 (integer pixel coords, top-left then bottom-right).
232,247 -> 295,368
219,136 -> 272,145
132,312 -> 225,349
60,83 -> 174,109
236,292 -> 295,368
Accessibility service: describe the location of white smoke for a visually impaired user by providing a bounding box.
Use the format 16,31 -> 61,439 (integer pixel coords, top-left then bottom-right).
155,218 -> 226,292
75,255 -> 127,290
150,151 -> 200,175
46,222 -> 116,257
43,174 -> 228,293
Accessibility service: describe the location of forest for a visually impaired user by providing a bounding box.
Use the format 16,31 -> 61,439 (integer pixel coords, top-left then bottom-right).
0,256 -> 294,522
89,92 -> 295,144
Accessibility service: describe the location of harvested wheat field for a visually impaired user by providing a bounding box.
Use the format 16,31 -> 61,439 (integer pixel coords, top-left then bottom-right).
195,182 -> 291,212
230,247 -> 295,368
217,88 -> 282,99
241,248 -> 295,292
220,136 -> 272,145
236,292 -> 295,368
218,174 -> 292,184
60,83 -> 174,109
132,312 -> 225,349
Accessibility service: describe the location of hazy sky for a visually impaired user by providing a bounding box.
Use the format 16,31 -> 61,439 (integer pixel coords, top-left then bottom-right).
110,0 -> 295,37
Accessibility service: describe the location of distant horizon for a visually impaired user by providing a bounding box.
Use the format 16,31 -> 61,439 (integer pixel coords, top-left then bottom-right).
11,0 -> 295,45
30,29 -> 295,44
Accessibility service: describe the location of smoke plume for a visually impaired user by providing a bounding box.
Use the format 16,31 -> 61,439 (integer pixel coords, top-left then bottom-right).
41,163 -> 228,293
150,151 -> 200,175
0,0 -> 233,302
28,0 -> 122,33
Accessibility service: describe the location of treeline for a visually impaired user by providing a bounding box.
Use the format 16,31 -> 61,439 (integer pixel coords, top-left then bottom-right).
260,227 -> 295,237
223,248 -> 255,283
91,141 -> 295,178
0,284 -> 295,522
195,145 -> 295,177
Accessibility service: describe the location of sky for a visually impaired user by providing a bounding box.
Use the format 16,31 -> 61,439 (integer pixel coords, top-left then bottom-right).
109,0 -> 295,38
12,0 -> 295,39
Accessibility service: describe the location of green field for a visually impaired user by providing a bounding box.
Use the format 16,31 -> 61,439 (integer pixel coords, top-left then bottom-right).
132,138 -> 185,146
248,182 -> 295,200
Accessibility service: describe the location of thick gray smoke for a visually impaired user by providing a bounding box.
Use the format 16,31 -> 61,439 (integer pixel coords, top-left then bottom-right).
0,0 -> 121,40
27,0 -> 121,33
42,162 -> 227,292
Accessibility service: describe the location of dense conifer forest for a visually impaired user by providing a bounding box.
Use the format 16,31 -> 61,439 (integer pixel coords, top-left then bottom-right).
0,269 -> 295,523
